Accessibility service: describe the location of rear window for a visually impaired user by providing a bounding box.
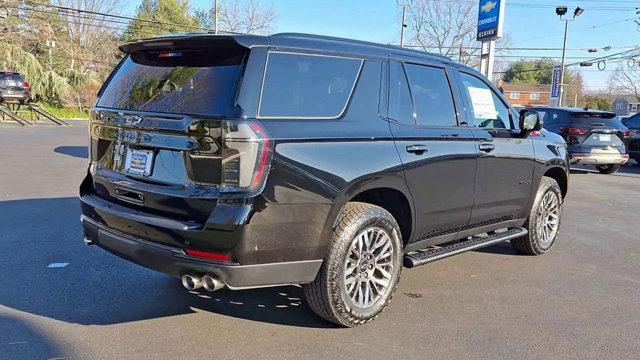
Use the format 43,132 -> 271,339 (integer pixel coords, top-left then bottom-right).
259,52 -> 362,118
97,48 -> 245,116
0,73 -> 24,84
569,112 -> 626,129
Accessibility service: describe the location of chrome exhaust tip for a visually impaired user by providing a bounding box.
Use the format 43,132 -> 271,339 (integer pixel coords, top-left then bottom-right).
202,274 -> 225,292
83,234 -> 94,246
181,274 -> 203,290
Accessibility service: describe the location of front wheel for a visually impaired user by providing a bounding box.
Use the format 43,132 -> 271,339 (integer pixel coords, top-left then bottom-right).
303,202 -> 403,327
595,164 -> 620,174
511,176 -> 563,255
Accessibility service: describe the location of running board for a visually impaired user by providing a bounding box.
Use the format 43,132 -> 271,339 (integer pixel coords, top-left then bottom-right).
403,227 -> 528,268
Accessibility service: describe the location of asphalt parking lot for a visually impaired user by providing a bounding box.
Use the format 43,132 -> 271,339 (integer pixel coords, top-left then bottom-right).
1,122 -> 639,360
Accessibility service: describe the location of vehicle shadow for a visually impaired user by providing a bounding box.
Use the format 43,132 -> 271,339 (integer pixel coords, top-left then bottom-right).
570,163 -> 640,176
0,197 -> 332,329
0,315 -> 64,359
53,145 -> 88,159
473,241 -> 520,256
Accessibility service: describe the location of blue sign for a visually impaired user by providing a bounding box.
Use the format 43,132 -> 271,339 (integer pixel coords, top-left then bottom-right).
550,65 -> 562,100
477,0 -> 504,41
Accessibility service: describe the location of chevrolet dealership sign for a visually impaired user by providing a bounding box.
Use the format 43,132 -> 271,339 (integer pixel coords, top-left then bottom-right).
477,0 -> 506,41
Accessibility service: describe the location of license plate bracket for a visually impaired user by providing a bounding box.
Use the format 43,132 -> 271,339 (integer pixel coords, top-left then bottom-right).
124,149 -> 154,176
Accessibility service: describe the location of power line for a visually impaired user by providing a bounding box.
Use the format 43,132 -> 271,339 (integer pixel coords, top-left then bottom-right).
21,0 -> 219,33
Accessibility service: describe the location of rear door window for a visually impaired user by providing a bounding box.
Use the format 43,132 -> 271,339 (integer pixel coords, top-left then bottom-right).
97,48 -> 246,116
403,64 -> 457,127
388,62 -> 414,125
259,52 -> 362,118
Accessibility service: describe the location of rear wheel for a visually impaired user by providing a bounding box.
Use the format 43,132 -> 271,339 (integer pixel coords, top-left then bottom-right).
303,202 -> 403,327
511,176 -> 563,255
595,164 -> 620,174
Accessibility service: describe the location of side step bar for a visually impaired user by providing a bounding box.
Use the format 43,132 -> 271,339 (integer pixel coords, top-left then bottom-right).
403,227 -> 528,268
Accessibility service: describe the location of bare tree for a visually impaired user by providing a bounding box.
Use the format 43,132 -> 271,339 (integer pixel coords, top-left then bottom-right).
54,0 -> 123,74
196,0 -> 276,35
404,0 -> 510,66
609,63 -> 640,102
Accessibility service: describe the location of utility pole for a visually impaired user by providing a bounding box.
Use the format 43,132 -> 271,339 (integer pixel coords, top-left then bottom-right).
397,0 -> 412,47
213,0 -> 219,34
556,6 -> 583,107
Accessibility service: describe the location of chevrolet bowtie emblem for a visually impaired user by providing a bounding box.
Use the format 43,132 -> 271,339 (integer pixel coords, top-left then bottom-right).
481,0 -> 497,13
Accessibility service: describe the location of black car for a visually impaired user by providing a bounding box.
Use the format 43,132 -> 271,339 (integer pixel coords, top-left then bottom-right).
80,33 -> 569,327
621,113 -> 640,164
0,71 -> 30,104
534,107 -> 631,174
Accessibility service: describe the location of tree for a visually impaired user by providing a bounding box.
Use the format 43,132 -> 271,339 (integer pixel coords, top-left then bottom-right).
609,64 -> 640,102
583,95 -> 612,111
502,59 -> 555,85
404,0 -> 510,66
195,0 -> 276,34
123,0 -> 201,41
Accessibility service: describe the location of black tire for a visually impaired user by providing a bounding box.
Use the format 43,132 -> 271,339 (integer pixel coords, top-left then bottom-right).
595,164 -> 620,174
303,202 -> 403,327
511,176 -> 563,255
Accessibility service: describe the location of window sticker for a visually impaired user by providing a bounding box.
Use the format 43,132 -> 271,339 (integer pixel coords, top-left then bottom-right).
467,86 -> 497,119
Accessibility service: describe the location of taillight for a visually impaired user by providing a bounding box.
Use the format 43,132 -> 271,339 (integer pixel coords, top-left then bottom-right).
23,81 -> 30,89
221,121 -> 272,193
560,126 -> 588,136
623,130 -> 635,138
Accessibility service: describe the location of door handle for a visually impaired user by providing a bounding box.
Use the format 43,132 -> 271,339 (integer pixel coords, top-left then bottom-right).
479,143 -> 495,153
406,145 -> 429,154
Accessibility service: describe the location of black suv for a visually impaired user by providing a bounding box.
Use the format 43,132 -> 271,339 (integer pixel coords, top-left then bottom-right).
534,107 -> 630,174
80,33 -> 569,327
0,71 -> 30,104
621,113 -> 640,164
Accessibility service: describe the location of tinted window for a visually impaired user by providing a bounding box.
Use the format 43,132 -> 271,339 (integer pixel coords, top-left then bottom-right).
388,62 -> 414,124
404,64 -> 456,127
459,73 -> 511,129
625,114 -> 640,128
259,53 -> 362,118
97,49 -> 245,115
0,73 -> 24,85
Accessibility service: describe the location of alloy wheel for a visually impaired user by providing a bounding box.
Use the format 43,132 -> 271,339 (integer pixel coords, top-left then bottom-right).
343,227 -> 395,309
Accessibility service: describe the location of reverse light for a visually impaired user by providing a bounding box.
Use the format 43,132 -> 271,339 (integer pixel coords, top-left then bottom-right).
185,249 -> 232,262
560,126 -> 588,136
221,121 -> 272,193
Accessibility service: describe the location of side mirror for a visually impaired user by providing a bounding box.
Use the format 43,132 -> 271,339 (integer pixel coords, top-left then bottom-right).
519,109 -> 543,133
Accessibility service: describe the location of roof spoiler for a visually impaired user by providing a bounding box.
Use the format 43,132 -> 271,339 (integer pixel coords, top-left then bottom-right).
119,33 -> 267,54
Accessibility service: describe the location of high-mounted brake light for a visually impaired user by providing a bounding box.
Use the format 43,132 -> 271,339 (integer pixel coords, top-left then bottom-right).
560,126 -> 588,136
158,52 -> 182,58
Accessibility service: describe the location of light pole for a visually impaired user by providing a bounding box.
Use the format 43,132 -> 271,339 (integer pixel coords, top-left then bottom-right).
397,0 -> 412,47
556,6 -> 583,107
213,0 -> 219,34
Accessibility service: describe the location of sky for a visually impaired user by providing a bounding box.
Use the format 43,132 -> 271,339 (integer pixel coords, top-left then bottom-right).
123,0 -> 640,92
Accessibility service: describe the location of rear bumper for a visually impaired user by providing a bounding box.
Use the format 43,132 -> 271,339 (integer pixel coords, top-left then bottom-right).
569,152 -> 628,165
82,215 -> 322,289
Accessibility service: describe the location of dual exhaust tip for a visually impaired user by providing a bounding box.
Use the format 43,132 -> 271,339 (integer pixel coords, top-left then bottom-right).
181,274 -> 225,292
